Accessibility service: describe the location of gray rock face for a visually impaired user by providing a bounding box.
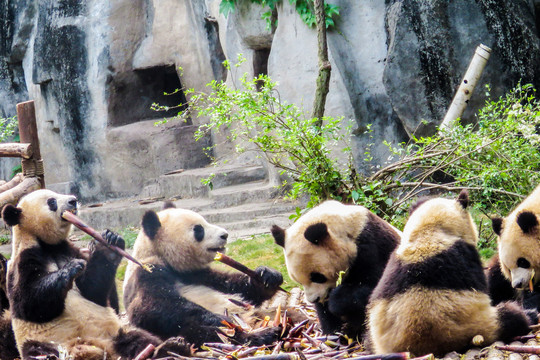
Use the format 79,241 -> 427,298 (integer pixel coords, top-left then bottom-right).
0,0 -> 539,201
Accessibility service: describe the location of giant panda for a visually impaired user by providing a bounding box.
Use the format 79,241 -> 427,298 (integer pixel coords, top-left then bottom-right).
2,189 -> 190,360
0,253 -> 19,360
123,202 -> 284,346
487,184 -> 540,312
367,191 -> 532,357
271,200 -> 401,338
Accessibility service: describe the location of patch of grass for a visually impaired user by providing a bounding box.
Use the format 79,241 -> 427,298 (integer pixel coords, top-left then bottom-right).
219,234 -> 297,291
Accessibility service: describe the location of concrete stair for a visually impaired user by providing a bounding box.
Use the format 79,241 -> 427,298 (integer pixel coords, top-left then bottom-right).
77,164 -> 302,241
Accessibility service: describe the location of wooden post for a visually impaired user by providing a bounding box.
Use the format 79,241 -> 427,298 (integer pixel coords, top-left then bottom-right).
440,44 -> 491,130
16,100 -> 45,188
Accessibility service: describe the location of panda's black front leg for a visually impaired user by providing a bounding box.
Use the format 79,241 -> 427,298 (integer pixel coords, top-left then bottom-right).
328,283 -> 372,319
9,250 -> 85,323
76,230 -> 124,307
208,267 -> 283,306
314,301 -> 342,334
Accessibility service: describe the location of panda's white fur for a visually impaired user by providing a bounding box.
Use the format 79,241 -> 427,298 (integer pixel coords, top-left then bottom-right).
367,191 -> 532,356
271,200 -> 401,337
123,204 -> 283,346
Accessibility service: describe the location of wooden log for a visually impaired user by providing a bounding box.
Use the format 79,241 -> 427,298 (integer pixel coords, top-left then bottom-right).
0,173 -> 23,194
17,100 -> 45,188
0,177 -> 40,210
0,143 -> 32,159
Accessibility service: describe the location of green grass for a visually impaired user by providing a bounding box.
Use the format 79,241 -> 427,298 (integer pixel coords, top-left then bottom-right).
219,234 -> 297,291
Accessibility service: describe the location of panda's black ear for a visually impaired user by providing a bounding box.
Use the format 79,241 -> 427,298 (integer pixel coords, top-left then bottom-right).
304,223 -> 328,245
142,210 -> 161,240
271,225 -> 285,247
491,217 -> 503,236
457,190 -> 469,209
517,211 -> 538,234
162,201 -> 176,210
2,204 -> 22,226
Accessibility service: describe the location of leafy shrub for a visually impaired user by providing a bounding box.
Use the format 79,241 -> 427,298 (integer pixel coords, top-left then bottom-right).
374,83 -> 540,219
181,59 -> 355,209
219,0 -> 340,29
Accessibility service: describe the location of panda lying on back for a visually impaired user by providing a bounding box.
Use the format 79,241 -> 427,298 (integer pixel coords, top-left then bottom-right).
271,200 -> 401,338
2,189 -> 190,360
367,191 -> 533,356
487,184 -> 540,313
123,202 -> 284,346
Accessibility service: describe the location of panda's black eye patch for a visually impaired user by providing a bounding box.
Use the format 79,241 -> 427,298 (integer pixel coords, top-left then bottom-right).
194,225 -> 205,242
47,198 -> 58,212
310,272 -> 327,284
517,257 -> 531,269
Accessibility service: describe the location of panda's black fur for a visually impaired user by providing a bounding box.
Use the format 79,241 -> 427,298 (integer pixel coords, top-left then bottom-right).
0,253 -> 19,360
271,200 -> 401,338
367,191 -> 532,356
123,203 -> 284,346
2,189 -> 191,360
487,185 -> 540,314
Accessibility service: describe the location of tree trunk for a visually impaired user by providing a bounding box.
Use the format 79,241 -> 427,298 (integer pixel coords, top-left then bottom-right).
311,0 -> 331,127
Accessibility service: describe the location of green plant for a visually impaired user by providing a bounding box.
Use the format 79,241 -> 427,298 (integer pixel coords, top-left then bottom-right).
219,0 -> 340,29
182,59 -> 354,209
219,234 -> 296,291
372,83 -> 540,219
0,115 -> 17,143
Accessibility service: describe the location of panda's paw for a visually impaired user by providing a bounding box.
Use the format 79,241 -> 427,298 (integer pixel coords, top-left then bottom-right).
255,266 -> 283,290
63,258 -> 86,282
153,336 -> 193,358
94,229 -> 125,263
102,229 -> 126,250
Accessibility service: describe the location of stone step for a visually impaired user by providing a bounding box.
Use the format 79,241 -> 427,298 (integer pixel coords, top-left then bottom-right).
78,182 -> 297,238
219,214 -> 294,240
141,164 -> 267,199
209,180 -> 282,208
201,201 -> 298,224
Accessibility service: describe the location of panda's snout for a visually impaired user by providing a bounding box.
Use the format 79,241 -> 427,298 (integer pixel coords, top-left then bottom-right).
220,232 -> 228,241
511,267 -> 533,289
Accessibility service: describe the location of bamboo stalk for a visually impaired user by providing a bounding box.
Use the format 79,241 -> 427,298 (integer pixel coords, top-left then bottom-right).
61,211 -> 152,272
495,345 -> 540,354
347,353 -> 410,360
215,252 -> 287,292
134,344 -> 155,360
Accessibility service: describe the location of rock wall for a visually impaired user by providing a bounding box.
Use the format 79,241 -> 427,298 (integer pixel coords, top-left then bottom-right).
0,0 -> 539,201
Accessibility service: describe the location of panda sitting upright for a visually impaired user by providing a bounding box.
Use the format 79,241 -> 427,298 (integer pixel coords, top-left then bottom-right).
2,189 -> 190,360
367,191 -> 533,356
271,200 -> 401,338
123,202 -> 284,346
487,184 -> 540,313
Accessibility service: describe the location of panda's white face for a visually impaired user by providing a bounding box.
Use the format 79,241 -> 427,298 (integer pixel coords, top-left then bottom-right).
15,189 -> 78,245
276,201 -> 363,304
497,212 -> 539,289
138,208 -> 229,271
